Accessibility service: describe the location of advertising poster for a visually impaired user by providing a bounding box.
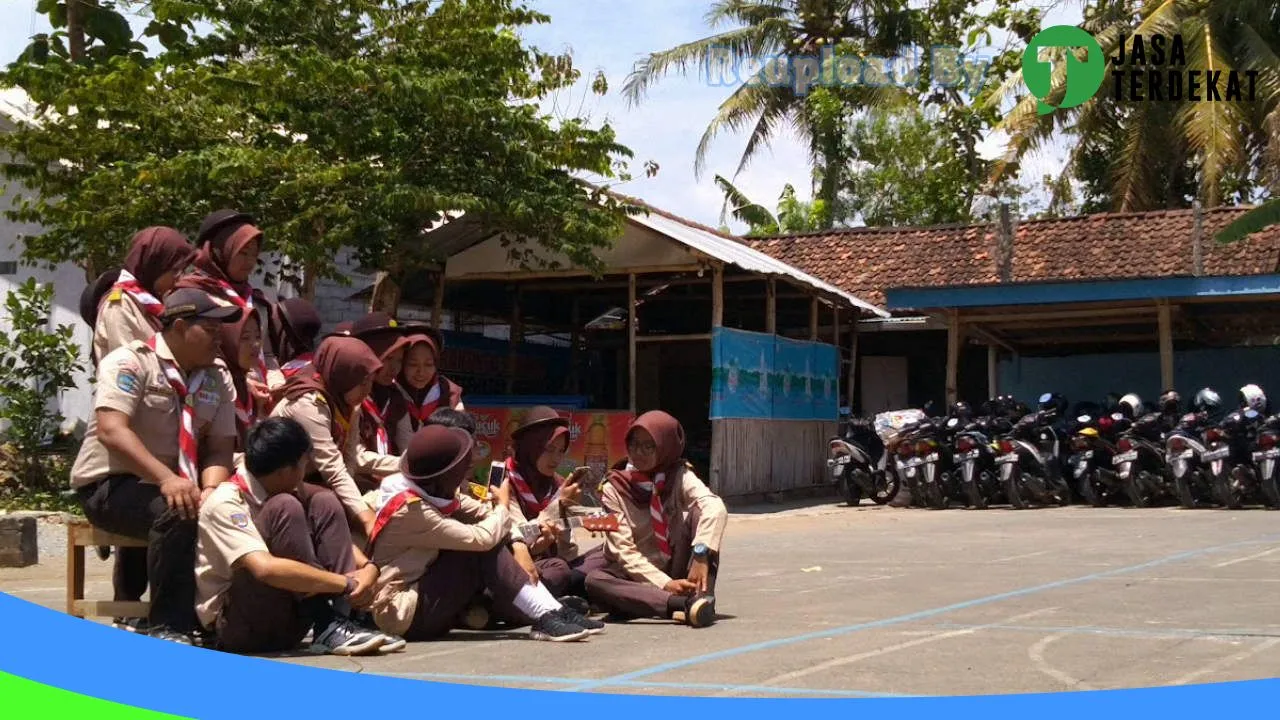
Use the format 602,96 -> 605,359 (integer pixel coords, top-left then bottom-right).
467,406 -> 632,489
711,327 -> 839,421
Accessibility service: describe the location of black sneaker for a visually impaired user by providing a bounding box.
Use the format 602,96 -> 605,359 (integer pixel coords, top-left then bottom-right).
555,607 -> 605,635
529,612 -> 590,642
311,618 -> 385,656
683,594 -> 717,628
558,596 -> 591,616
147,626 -> 195,645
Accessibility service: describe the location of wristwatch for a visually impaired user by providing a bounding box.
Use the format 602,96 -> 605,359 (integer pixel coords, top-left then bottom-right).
692,543 -> 709,559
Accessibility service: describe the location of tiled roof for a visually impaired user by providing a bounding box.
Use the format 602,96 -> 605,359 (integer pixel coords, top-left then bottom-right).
743,207 -> 1280,307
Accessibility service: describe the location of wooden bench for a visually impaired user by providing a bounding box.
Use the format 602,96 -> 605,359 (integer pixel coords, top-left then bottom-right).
66,520 -> 150,620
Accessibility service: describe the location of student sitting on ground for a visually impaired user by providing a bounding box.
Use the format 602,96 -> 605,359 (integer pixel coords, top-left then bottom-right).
195,417 -> 403,656
346,312 -> 410,478
69,289 -> 241,645
502,406 -> 606,602
271,336 -> 381,539
585,411 -> 726,628
367,424 -> 604,642
220,306 -> 267,453
388,331 -> 464,453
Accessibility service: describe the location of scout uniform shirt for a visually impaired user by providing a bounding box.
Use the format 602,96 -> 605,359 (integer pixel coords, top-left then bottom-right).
93,286 -> 161,363
270,392 -> 371,520
368,488 -> 511,637
600,465 -> 727,589
506,482 -> 581,563
70,335 -> 237,489
194,470 -> 270,629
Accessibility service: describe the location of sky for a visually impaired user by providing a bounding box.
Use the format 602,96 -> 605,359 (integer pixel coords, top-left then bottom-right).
1,0 -> 1082,233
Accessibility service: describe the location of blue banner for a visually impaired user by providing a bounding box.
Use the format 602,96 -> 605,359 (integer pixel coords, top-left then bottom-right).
711,327 -> 838,421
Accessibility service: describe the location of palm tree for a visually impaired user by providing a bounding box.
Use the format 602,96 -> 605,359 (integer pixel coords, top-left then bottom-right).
715,174 -> 828,234
624,0 -> 914,224
988,0 -> 1280,210
1216,197 -> 1280,242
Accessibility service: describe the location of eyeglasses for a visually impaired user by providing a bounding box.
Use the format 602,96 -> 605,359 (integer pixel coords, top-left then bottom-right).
627,440 -> 657,454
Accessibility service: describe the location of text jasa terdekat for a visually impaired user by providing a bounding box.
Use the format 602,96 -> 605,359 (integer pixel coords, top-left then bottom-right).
1110,34 -> 1259,103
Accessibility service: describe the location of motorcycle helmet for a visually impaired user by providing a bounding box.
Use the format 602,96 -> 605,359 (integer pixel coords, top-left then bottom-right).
1158,390 -> 1181,415
1104,392 -> 1123,414
1037,392 -> 1067,417
1193,387 -> 1222,416
949,401 -> 973,420
1118,393 -> 1144,419
1239,384 -> 1268,413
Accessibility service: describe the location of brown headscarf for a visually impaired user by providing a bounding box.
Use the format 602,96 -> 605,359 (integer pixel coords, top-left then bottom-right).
268,297 -> 322,363
512,422 -> 570,513
176,211 -> 262,299
280,336 -> 383,424
219,310 -> 261,442
79,227 -> 195,329
607,411 -> 686,506
386,333 -> 463,433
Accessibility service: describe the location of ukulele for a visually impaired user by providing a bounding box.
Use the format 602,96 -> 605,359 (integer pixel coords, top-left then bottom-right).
517,512 -> 619,545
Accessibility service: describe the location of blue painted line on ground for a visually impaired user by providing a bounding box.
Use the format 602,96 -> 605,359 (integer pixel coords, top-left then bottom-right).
565,533 -> 1280,693
933,622 -> 1280,641
386,672 -> 908,697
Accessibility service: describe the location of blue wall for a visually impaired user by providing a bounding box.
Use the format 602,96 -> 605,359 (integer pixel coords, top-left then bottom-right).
997,346 -> 1280,406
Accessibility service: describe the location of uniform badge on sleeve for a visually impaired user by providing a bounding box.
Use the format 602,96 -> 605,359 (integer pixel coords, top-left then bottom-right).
115,370 -> 140,394
230,513 -> 250,529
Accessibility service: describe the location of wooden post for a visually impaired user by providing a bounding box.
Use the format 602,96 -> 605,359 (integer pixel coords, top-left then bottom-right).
628,273 -> 637,412
431,268 -> 446,328
1158,301 -> 1174,391
988,344 -> 999,398
1192,200 -> 1205,277
809,297 -> 819,340
765,279 -> 777,334
847,318 -> 859,411
946,310 -> 962,405
712,265 -> 724,328
506,289 -> 522,395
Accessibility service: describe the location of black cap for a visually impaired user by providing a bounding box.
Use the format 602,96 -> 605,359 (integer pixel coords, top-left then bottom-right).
161,288 -> 243,323
197,209 -> 255,245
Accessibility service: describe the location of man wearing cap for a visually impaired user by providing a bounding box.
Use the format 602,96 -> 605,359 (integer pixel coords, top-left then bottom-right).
70,288 -> 242,645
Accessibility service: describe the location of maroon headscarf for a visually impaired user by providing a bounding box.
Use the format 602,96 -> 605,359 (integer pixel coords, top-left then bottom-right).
511,422 -> 570,514
386,333 -> 463,434
607,411 -> 686,507
219,310 -> 261,443
176,211 -> 262,299
280,336 -> 383,434
80,226 -> 195,329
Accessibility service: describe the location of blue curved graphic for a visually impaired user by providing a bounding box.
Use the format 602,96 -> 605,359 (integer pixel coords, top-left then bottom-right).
0,591 -> 1277,718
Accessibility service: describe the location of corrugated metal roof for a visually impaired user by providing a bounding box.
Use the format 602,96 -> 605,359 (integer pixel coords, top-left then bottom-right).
628,210 -> 890,317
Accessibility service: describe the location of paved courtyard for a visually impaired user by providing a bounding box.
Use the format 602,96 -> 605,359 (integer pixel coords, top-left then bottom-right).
5,501 -> 1280,697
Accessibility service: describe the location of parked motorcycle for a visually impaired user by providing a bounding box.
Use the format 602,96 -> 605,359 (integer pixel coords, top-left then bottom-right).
953,409 -> 1010,509
916,413 -> 966,510
1167,389 -> 1223,508
827,416 -> 900,506
1071,410 -> 1123,507
995,393 -> 1073,508
1251,413 -> 1280,509
1204,408 -> 1262,509
1114,411 -> 1174,507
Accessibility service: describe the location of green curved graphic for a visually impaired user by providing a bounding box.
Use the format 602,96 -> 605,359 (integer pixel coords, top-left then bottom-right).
1022,25 -> 1105,115
0,671 -> 189,719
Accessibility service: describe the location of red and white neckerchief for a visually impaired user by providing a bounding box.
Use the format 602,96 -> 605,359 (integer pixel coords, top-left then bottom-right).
369,475 -> 460,545
210,277 -> 269,380
113,269 -> 164,320
234,384 -> 255,431
280,354 -> 313,379
504,456 -> 557,517
361,397 -> 390,454
147,336 -> 207,485
400,380 -> 443,426
626,462 -> 670,562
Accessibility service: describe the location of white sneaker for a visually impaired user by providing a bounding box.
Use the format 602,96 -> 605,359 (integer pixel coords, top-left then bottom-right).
311,618 -> 385,656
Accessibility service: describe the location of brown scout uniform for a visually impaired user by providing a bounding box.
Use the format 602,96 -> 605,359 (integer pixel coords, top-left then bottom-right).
71,335 -> 237,489
92,289 -> 162,366
194,475 -> 271,630
599,466 -> 727,589
271,392 -> 384,521
368,491 -> 511,638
